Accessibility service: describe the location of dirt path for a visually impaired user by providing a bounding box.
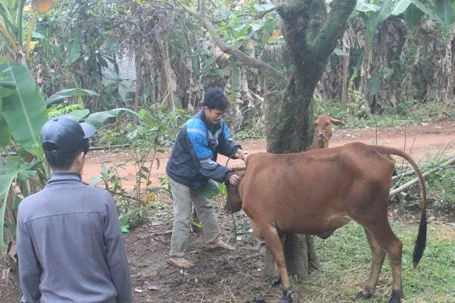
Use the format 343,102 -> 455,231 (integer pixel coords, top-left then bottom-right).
83,119 -> 455,189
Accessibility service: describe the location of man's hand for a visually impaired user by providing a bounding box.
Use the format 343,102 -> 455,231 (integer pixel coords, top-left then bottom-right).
235,149 -> 246,161
229,174 -> 241,186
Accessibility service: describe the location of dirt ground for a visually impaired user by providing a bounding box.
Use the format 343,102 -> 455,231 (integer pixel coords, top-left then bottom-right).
2,119 -> 455,303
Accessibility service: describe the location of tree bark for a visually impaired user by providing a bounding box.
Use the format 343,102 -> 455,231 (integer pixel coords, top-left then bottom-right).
263,0 -> 356,279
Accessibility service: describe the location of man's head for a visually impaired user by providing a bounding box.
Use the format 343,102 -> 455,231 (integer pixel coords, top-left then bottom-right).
41,116 -> 95,172
203,87 -> 229,125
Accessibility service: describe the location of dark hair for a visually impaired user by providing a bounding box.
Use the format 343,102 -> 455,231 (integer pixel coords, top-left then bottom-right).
203,87 -> 228,110
44,140 -> 89,170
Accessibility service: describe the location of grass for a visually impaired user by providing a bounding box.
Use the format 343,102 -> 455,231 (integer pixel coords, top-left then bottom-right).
313,99 -> 455,130
291,221 -> 455,303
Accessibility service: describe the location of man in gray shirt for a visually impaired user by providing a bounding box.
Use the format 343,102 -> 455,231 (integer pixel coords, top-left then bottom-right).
16,116 -> 132,303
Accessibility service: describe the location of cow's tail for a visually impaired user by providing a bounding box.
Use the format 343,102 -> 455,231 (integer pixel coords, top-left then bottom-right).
374,145 -> 427,268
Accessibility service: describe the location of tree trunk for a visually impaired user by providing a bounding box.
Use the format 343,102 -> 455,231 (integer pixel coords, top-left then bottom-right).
159,38 -> 176,111
263,0 -> 356,280
184,0 -> 356,283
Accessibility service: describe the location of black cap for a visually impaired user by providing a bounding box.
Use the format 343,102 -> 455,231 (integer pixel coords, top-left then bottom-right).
41,116 -> 95,153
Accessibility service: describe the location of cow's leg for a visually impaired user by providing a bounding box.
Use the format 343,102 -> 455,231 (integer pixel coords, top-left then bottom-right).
364,222 -> 403,303
272,232 -> 288,287
357,228 -> 386,299
262,225 -> 292,303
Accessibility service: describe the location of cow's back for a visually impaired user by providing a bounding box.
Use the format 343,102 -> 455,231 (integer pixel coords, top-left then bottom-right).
239,143 -> 396,234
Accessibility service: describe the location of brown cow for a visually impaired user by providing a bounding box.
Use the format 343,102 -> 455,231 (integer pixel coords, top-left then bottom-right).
225,114 -> 342,213
310,115 -> 345,150
230,142 -> 427,303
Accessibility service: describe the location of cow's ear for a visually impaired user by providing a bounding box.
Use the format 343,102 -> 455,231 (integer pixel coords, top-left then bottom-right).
329,117 -> 345,126
314,116 -> 319,125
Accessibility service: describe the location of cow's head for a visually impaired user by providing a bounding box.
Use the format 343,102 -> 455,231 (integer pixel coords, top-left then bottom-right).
224,168 -> 245,213
312,115 -> 345,149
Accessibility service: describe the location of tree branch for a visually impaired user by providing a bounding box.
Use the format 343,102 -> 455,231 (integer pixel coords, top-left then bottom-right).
312,0 -> 356,60
390,156 -> 455,197
178,3 -> 284,81
254,7 -> 276,20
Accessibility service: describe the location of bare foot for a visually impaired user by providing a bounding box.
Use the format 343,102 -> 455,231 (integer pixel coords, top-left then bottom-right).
207,240 -> 235,251
169,257 -> 194,269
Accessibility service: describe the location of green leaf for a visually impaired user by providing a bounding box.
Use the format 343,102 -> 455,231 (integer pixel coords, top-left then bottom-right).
391,0 -> 412,16
66,109 -> 90,121
68,32 -> 82,64
368,67 -> 394,97
47,88 -> 99,106
0,80 -> 16,89
85,108 -> 140,128
0,171 -> 16,249
333,48 -> 349,57
32,31 -> 47,40
435,0 -> 455,36
0,62 -> 48,157
404,3 -> 424,30
365,0 -> 395,50
0,111 -> 10,146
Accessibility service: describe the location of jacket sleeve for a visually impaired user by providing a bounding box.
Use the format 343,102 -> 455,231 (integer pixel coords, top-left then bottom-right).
103,191 -> 132,303
17,213 -> 41,303
216,123 -> 241,158
187,127 -> 231,183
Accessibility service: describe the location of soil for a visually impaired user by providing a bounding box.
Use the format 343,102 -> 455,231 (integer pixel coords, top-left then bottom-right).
2,119 -> 455,303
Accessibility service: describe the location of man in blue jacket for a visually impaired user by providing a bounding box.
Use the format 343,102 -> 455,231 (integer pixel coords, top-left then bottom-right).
166,87 -> 245,269
16,116 -> 132,303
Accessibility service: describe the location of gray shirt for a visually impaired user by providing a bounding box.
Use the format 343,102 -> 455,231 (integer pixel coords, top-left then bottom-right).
17,172 -> 132,303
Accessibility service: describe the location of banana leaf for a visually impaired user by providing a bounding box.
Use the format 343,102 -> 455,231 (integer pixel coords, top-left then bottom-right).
0,158 -> 38,249
0,171 -> 17,250
47,88 -> 99,106
0,62 -> 48,157
85,108 -> 140,128
0,111 -> 9,146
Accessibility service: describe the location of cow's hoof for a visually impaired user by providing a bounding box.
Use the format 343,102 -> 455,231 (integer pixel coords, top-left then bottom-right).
253,293 -> 266,303
280,289 -> 292,303
388,291 -> 402,303
356,290 -> 372,300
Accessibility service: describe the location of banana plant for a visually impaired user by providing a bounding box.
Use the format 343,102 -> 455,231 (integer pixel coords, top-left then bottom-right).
0,0 -> 58,63
353,0 -> 455,97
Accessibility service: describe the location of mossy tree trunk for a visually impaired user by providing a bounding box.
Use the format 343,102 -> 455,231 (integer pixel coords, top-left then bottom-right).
263,0 -> 356,279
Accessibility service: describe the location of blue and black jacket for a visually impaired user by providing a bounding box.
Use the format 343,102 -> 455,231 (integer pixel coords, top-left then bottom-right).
166,110 -> 241,189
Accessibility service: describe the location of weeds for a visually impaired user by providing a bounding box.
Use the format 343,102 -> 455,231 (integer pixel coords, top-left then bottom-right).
90,104 -> 186,232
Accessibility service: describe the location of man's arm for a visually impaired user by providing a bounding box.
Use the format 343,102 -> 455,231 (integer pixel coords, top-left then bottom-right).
17,214 -> 41,303
216,123 -> 242,158
103,192 -> 132,303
